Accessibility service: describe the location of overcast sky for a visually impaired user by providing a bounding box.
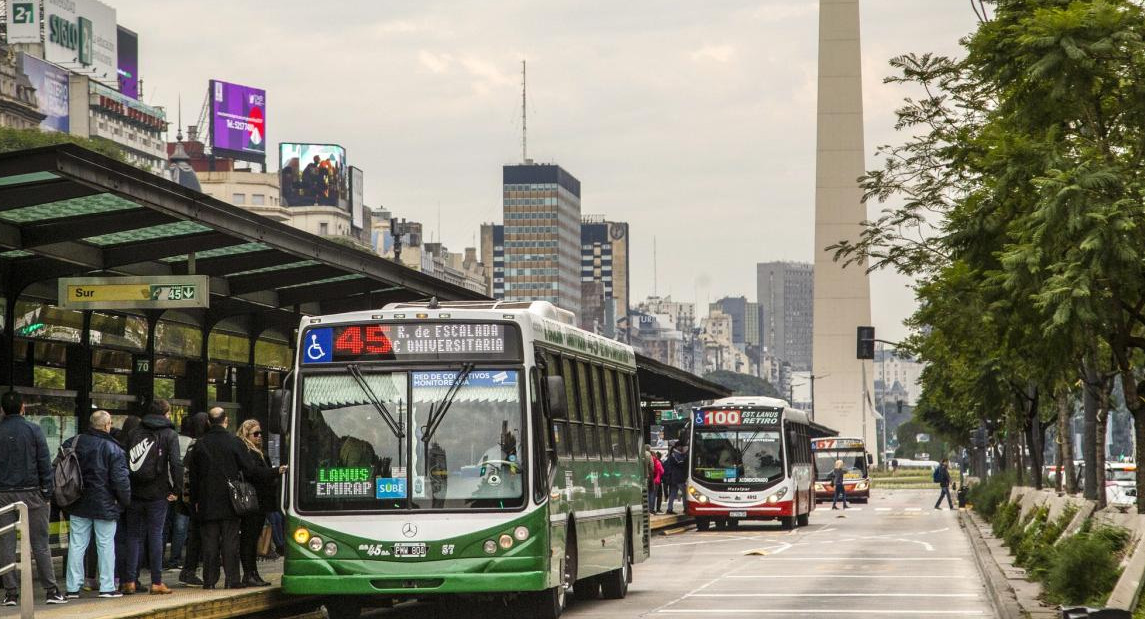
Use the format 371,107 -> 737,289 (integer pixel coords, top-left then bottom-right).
116,0 -> 979,342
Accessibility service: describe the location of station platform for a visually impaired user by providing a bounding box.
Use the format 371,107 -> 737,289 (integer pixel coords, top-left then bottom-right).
3,513 -> 689,619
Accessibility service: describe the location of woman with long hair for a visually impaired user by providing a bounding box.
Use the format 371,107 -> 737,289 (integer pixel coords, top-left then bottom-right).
235,419 -> 281,587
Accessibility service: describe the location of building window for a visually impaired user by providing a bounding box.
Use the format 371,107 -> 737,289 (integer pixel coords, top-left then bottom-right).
251,194 -> 265,205
232,193 -> 246,204
319,222 -> 329,235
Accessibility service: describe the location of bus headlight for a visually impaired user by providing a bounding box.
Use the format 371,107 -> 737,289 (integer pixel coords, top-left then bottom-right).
514,526 -> 530,541
483,540 -> 497,554
308,536 -> 325,552
814,482 -> 825,492
767,487 -> 789,504
293,528 -> 311,545
855,481 -> 869,491
499,534 -> 514,550
323,542 -> 338,557
687,485 -> 709,504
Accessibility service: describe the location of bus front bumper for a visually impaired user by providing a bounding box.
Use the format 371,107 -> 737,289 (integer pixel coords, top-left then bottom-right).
685,500 -> 795,519
282,557 -> 548,596
814,484 -> 870,501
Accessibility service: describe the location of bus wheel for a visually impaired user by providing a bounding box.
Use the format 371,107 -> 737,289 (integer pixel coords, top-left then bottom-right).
573,577 -> 599,601
600,532 -> 630,599
695,517 -> 711,531
533,537 -> 574,619
323,596 -> 362,619
796,511 -> 810,527
714,519 -> 727,530
780,516 -> 796,531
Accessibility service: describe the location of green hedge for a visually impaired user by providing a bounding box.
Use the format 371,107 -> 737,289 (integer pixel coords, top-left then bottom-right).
968,473 -> 1016,520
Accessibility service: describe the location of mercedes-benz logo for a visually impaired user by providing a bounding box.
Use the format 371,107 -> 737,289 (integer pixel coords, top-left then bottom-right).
401,522 -> 418,538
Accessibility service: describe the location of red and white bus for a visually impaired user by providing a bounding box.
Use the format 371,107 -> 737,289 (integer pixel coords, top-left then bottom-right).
683,397 -> 814,531
810,437 -> 872,503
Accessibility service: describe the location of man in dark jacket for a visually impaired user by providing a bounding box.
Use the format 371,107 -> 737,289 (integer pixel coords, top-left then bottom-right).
0,391 -> 66,605
191,407 -> 278,589
122,399 -> 183,595
64,410 -> 130,598
934,459 -> 954,510
664,442 -> 688,515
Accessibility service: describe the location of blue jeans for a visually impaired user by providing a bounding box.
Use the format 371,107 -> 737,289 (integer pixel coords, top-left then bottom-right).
666,483 -> 682,512
832,483 -> 847,508
67,516 -> 116,594
266,511 -> 285,550
125,498 -> 169,585
168,511 -> 189,566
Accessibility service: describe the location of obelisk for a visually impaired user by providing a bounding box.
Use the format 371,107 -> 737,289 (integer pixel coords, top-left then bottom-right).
811,0 -> 874,450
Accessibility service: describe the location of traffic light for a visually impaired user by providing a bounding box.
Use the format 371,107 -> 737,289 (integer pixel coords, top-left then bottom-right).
857,326 -> 875,359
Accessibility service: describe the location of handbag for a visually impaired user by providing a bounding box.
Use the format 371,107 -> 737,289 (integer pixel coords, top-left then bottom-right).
257,523 -> 273,557
227,473 -> 260,516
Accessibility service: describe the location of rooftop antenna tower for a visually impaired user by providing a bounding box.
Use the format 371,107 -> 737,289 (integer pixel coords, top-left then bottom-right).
653,236 -> 658,296
521,59 -> 528,163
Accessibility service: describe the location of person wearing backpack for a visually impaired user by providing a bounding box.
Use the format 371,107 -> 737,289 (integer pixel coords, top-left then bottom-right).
122,399 -> 183,595
0,391 -> 66,606
62,410 -> 130,599
934,458 -> 954,510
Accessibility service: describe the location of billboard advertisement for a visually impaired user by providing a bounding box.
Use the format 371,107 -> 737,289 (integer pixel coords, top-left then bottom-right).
279,143 -> 347,207
350,166 -> 365,229
6,1 -> 41,43
210,80 -> 266,161
117,26 -> 139,99
44,0 -> 118,88
17,54 -> 70,133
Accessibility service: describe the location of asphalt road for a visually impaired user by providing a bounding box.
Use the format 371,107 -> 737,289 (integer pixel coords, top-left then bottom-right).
359,488 -> 995,618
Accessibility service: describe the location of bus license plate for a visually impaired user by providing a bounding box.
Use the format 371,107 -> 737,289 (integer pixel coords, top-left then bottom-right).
394,543 -> 426,557
729,511 -> 747,518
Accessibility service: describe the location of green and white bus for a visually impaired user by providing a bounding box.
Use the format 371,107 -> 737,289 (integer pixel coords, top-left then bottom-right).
273,301 -> 649,618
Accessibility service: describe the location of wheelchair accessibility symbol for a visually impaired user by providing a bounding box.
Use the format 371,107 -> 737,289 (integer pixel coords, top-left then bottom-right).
303,329 -> 332,363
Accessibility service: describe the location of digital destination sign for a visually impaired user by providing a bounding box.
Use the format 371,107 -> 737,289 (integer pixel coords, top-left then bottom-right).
693,409 -> 780,426
314,468 -> 373,499
811,438 -> 866,450
302,322 -> 521,364
210,79 -> 266,161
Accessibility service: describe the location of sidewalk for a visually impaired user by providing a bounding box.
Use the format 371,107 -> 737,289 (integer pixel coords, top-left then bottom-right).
4,514 -> 692,619
961,509 -> 1058,619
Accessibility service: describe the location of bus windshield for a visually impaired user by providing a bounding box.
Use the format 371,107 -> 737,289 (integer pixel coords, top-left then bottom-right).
297,369 -> 525,512
692,428 -> 784,484
815,451 -> 867,481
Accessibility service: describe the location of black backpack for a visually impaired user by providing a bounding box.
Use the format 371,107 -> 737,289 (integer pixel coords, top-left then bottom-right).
52,436 -> 84,508
127,426 -> 165,484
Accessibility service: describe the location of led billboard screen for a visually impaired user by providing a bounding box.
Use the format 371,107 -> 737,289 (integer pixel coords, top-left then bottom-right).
17,54 -> 70,133
210,80 -> 266,161
280,143 -> 347,207
117,26 -> 139,99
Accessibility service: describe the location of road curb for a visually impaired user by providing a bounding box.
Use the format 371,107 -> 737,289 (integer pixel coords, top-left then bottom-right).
959,510 -> 1025,619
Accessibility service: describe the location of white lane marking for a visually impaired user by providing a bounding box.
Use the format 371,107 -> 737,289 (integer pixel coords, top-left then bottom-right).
657,610 -> 989,615
905,507 -> 922,512
756,556 -> 966,561
724,574 -> 964,579
686,593 -> 979,598
875,507 -> 891,511
653,535 -> 757,549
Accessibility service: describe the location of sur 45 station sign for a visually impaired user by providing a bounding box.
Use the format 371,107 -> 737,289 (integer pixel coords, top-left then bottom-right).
58,276 -> 210,310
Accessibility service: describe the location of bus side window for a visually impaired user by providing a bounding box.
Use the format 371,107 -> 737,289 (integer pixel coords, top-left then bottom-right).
530,368 -> 550,502
548,354 -> 570,462
563,357 -> 583,461
603,368 -> 624,460
577,361 -> 599,459
590,364 -> 611,461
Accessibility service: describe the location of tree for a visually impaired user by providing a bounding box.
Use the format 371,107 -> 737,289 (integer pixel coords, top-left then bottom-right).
0,126 -> 127,161
702,370 -> 780,398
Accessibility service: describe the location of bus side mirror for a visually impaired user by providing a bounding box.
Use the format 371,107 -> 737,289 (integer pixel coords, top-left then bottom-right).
546,376 -> 568,420
867,453 -> 874,466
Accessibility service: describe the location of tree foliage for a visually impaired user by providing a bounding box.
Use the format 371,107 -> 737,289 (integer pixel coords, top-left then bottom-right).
0,126 -> 127,161
834,0 -> 1145,503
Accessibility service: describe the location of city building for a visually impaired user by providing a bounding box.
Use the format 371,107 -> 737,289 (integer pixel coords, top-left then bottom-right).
0,43 -> 46,129
499,163 -> 582,317
77,75 -> 167,173
699,310 -> 754,375
757,261 -> 814,370
874,347 -> 923,407
628,310 -> 686,370
581,216 -> 630,336
709,296 -> 763,375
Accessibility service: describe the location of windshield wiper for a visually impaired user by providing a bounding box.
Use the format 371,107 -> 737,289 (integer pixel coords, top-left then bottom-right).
346,364 -> 404,439
422,363 -> 475,444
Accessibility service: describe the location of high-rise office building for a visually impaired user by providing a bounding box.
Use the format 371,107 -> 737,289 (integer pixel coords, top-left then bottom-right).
500,164 -> 582,316
581,216 -> 630,335
757,262 -> 814,370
